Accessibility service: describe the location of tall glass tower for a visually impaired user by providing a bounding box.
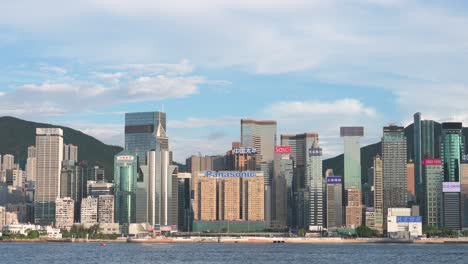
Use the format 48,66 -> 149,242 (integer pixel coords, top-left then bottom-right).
125,111 -> 168,166
114,150 -> 137,224
340,127 -> 364,190
441,122 -> 464,182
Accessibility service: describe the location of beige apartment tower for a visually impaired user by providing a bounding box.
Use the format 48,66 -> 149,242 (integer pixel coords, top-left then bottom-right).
55,197 -> 74,229
345,188 -> 363,229
34,128 -> 64,225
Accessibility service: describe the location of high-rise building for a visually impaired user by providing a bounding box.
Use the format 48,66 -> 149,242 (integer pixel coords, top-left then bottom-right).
382,125 -> 407,230
63,144 -> 78,163
373,155 -> 384,233
442,182 -> 462,230
281,133 -> 320,230
55,197 -> 74,229
308,138 -> 323,231
340,127 -> 364,190
2,154 -> 14,171
225,146 -> 257,171
26,157 -> 36,182
422,159 -> 443,228
136,150 -> 178,227
441,122 -> 464,182
125,111 -> 167,166
98,195 -> 114,224
177,173 -> 192,232
81,196 -> 98,225
241,119 -> 277,163
461,163 -> 468,229
194,171 -> 265,224
0,206 -> 5,229
114,151 -> 137,224
413,114 -> 439,214
34,128 -> 64,225
28,146 -> 37,158
87,181 -> 114,197
60,160 -> 86,222
407,162 -> 416,204
272,154 -> 294,229
326,176 -> 343,228
345,188 -> 362,229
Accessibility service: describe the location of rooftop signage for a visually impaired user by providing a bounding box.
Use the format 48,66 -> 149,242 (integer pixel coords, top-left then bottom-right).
396,216 -> 422,223
422,159 -> 442,166
205,171 -> 257,178
309,148 -> 322,157
442,182 -> 460,193
274,146 -> 291,154
233,148 -> 257,154
116,155 -> 135,161
327,176 -> 342,184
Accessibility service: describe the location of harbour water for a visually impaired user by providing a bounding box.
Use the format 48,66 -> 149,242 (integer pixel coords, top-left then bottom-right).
0,243 -> 467,264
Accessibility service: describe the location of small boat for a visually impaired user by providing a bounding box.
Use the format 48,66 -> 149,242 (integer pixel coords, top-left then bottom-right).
101,243 -> 107,247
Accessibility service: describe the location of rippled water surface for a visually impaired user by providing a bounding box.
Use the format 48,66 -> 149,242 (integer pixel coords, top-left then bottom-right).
0,242 -> 467,264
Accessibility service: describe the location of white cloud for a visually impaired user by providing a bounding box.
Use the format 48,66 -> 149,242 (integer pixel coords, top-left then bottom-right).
168,116 -> 239,129
127,75 -> 203,100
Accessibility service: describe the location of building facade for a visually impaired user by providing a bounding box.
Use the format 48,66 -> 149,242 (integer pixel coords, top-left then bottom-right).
422,159 -> 443,228
114,151 -> 137,224
326,176 -> 343,228
55,197 -> 74,229
34,128 -> 64,225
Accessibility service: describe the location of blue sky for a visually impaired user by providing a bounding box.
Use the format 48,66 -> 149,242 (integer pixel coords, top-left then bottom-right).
1,0 -> 468,162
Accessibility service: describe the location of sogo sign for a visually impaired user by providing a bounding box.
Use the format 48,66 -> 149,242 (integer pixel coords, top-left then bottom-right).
275,146 -> 291,154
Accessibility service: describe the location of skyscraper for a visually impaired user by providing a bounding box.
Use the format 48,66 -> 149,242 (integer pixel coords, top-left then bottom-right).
422,159 -> 442,228
345,188 -> 362,229
241,119 -> 277,163
413,113 -> 438,209
340,127 -> 364,190
63,144 -> 78,163
308,138 -> 323,231
114,150 -> 137,224
461,163 -> 468,229
382,125 -> 407,230
281,133 -> 320,229
326,176 -> 343,228
34,128 -> 64,225
407,162 -> 416,204
125,111 -> 168,166
373,155 -> 384,233
60,160 -> 86,222
441,122 -> 464,182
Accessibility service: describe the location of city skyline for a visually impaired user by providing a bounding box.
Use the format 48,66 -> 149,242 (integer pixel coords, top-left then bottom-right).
2,1 -> 468,162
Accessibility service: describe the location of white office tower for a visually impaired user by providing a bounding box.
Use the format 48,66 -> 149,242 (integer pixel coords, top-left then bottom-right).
136,150 -> 178,227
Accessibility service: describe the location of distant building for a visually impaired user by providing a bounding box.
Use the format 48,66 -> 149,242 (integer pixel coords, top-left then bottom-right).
125,111 -> 168,166
60,160 -> 86,222
177,173 -> 192,232
2,154 -> 15,171
407,162 -> 416,204
382,125 -> 407,230
441,123 -> 464,182
81,197 -> 98,226
373,155 -> 384,233
442,182 -> 462,230
55,197 -> 74,229
97,195 -> 114,224
28,146 -> 37,158
0,206 -> 5,229
387,208 -> 422,239
63,144 -> 78,163
87,181 -> 113,197
326,176 -> 343,229
114,151 -> 137,224
365,208 -> 376,230
422,159 -> 443,228
340,127 -> 364,190
241,119 -> 277,164
345,188 -> 362,229
34,128 -> 64,225
461,163 -> 468,229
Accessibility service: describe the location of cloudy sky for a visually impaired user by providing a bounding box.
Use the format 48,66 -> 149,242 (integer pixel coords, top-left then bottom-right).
1,0 -> 468,162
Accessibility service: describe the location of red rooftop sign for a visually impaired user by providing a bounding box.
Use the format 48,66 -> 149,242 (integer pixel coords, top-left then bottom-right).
422,159 -> 442,166
275,146 -> 291,154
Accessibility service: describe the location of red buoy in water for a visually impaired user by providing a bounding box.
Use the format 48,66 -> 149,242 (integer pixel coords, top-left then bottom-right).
101,243 -> 107,247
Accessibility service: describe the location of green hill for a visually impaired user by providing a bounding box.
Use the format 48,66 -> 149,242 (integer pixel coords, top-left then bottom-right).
0,116 -> 123,180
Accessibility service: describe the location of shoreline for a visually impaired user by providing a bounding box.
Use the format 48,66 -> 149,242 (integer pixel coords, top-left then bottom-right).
1,237 -> 467,244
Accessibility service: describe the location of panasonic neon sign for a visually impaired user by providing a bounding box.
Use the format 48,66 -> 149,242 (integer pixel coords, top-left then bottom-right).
205,171 -> 256,178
